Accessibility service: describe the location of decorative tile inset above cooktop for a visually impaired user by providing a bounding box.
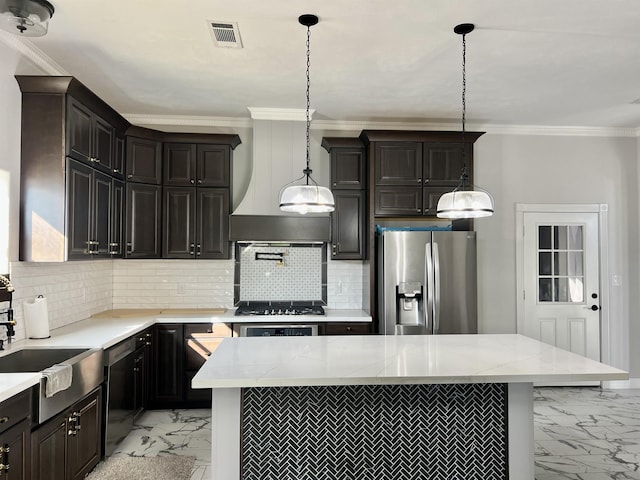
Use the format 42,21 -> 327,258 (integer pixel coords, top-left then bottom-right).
235,243 -> 327,304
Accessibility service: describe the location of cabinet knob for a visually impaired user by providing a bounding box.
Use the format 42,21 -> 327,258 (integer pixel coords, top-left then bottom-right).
332,182 -> 337,187
190,179 -> 195,184
127,174 -> 133,179
0,417 -> 8,424
198,179 -> 203,184
417,208 -> 422,213
113,169 -> 120,173
94,158 -> 101,164
417,178 -> 422,183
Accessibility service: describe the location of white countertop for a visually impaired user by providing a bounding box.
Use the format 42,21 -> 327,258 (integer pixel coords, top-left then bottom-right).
192,334 -> 628,388
0,308 -> 370,402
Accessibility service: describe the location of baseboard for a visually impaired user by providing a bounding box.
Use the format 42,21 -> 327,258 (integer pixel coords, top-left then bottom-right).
602,378 -> 640,389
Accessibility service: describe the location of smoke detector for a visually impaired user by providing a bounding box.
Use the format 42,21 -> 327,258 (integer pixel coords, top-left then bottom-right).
208,21 -> 243,48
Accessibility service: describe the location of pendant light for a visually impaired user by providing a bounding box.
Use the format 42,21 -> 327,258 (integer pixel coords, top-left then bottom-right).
0,0 -> 55,37
279,14 -> 335,215
437,23 -> 494,220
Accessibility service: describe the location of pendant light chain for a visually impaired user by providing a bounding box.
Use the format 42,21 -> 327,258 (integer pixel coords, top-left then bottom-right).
305,23 -> 312,185
460,31 -> 468,185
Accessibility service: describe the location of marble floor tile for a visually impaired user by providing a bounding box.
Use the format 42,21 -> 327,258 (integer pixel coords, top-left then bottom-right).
110,388 -> 640,479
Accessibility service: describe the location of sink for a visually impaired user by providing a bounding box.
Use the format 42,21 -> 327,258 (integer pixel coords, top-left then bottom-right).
0,348 -> 89,373
0,347 -> 104,424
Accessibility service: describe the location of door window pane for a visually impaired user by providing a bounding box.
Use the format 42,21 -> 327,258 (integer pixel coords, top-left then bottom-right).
537,223 -> 585,304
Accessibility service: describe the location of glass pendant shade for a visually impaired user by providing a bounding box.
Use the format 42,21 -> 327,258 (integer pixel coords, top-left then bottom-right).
436,189 -> 494,219
279,184 -> 335,214
0,0 -> 54,36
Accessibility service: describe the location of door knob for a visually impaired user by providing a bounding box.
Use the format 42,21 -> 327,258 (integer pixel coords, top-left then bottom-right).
590,305 -> 600,311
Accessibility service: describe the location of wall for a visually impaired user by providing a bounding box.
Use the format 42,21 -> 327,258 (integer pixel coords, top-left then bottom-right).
474,134 -> 640,375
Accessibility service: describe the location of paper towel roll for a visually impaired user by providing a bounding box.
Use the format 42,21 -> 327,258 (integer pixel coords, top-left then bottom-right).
23,295 -> 50,339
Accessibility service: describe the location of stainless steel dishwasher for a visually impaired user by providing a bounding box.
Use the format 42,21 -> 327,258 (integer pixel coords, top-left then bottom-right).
103,337 -> 136,457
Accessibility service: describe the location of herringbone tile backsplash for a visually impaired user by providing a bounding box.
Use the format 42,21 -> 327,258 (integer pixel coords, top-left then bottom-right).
241,383 -> 508,480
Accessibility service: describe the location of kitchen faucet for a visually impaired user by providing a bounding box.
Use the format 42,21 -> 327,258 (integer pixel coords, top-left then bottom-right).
0,274 -> 16,350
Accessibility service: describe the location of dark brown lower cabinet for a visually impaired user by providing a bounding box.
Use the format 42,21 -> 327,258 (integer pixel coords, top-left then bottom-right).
321,323 -> 372,335
151,323 -> 229,408
0,420 -> 30,480
151,324 -> 184,408
31,387 -> 102,480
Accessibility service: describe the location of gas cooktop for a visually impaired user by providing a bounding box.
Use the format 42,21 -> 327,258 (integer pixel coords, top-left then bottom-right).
235,303 -> 325,316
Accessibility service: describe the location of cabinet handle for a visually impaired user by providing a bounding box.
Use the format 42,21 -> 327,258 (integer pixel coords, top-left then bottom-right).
190,179 -> 195,184
424,178 -> 429,183
126,242 -> 133,255
333,182 -> 337,187
127,174 -> 133,179
0,417 -> 9,424
417,208 -> 422,212
196,244 -> 201,256
189,244 -> 195,255
113,169 -> 120,174
332,244 -> 336,256
94,158 -> 101,164
197,179 -> 202,184
417,178 -> 422,183
0,443 -> 8,473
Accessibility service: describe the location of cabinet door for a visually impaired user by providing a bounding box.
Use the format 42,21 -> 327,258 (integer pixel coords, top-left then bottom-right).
66,97 -> 92,164
197,188 -> 229,259
31,416 -> 67,480
112,134 -> 126,179
152,324 -> 184,408
92,170 -> 113,258
331,190 -> 365,260
125,183 -> 162,258
374,142 -> 422,185
330,148 -> 365,189
92,115 -> 114,173
163,187 -> 196,259
423,186 -> 454,216
133,347 -> 146,419
110,179 -> 124,257
126,137 -> 162,184
163,143 -> 196,186
423,143 -> 468,186
0,419 -> 30,480
196,145 -> 230,187
66,159 -> 93,260
67,389 -> 102,480
374,186 -> 422,216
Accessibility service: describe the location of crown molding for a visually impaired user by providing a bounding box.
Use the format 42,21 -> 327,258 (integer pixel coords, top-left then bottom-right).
123,114 -> 252,129
247,107 -> 314,121
122,114 -> 639,137
0,32 -> 67,75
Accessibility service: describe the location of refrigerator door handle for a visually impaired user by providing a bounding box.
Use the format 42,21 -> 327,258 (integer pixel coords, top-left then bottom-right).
425,242 -> 434,333
433,242 -> 441,334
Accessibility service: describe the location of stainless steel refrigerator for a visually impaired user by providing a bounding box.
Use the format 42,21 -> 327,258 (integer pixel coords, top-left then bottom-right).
377,229 -> 477,335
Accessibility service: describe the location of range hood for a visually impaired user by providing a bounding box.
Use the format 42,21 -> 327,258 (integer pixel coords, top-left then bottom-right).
230,108 -> 330,242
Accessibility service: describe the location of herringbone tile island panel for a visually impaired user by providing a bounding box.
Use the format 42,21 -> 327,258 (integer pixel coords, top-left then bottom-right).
241,383 -> 508,480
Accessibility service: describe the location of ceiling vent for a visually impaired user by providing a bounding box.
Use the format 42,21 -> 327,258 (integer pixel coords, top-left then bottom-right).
208,21 -> 243,48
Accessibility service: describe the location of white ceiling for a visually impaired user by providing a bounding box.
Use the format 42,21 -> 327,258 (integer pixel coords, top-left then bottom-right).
5,0 -> 640,130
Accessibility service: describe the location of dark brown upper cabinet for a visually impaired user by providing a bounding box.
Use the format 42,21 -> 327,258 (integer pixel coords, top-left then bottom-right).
125,183 -> 162,258
197,144 -> 231,187
113,133 -> 126,180
374,142 -> 423,186
66,96 -> 116,176
360,130 -> 483,218
322,138 -> 366,190
163,187 -> 229,259
163,143 -> 197,186
322,138 -> 367,260
126,136 -> 162,184
163,143 -> 231,187
67,159 -> 120,260
16,76 -> 130,262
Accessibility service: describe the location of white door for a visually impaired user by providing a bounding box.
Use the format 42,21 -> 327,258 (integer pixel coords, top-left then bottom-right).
522,212 -> 600,361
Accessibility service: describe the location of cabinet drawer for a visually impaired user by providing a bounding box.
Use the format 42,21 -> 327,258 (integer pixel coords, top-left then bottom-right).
0,389 -> 31,434
184,323 -> 232,337
185,335 -> 224,369
323,323 -> 371,335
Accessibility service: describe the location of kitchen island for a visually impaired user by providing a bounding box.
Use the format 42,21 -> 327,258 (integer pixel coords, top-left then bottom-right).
192,334 -> 627,480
